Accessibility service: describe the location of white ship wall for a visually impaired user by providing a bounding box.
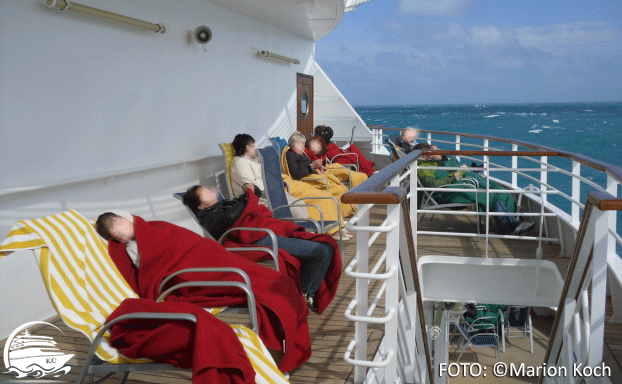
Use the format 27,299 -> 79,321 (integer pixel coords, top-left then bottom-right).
0,0 -> 314,339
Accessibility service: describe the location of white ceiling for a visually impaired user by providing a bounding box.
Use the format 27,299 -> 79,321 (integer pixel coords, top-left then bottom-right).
207,0 -> 344,41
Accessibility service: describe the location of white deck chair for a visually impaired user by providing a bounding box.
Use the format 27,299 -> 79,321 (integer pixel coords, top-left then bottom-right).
0,210 -> 289,384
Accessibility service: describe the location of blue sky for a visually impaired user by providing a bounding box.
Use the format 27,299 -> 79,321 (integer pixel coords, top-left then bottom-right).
315,0 -> 622,105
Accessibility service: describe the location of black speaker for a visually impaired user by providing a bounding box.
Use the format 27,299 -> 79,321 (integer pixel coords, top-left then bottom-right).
193,26 -> 212,44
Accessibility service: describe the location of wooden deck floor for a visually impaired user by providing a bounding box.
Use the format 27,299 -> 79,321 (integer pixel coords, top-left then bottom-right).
1,209 -> 621,383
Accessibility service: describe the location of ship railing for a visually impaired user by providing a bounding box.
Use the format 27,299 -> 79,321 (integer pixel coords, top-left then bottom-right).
539,191 -> 622,384
342,142 -> 622,383
370,126 -> 622,322
412,150 -> 561,259
342,158 -> 433,384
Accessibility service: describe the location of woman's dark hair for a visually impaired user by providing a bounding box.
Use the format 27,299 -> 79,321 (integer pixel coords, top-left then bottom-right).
95,212 -> 121,241
314,125 -> 333,145
306,136 -> 326,155
182,185 -> 202,211
413,143 -> 433,151
232,134 -> 255,157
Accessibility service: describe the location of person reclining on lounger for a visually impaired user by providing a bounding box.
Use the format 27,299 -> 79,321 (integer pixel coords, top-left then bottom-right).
230,133 -> 308,219
283,132 -> 356,222
95,211 -> 312,372
394,127 -> 418,153
415,143 -> 536,235
183,185 -> 342,314
314,125 -> 377,176
304,136 -> 368,188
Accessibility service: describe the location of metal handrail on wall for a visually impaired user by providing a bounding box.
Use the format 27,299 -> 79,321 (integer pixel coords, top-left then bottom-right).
45,0 -> 167,33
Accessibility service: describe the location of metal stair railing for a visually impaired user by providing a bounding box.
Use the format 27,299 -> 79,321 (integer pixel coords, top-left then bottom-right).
342,151 -> 433,384
539,191 -> 622,384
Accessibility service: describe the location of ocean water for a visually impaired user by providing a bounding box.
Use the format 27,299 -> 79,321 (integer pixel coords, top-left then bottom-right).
355,102 -> 622,231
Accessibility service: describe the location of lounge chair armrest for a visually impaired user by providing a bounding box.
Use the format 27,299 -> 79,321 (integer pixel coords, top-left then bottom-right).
225,247 -> 279,272
278,217 -> 322,232
272,203 -> 324,228
330,152 -> 359,171
78,312 -> 199,382
301,176 -> 329,191
217,228 -> 278,272
157,280 -> 258,334
290,196 -> 342,228
158,267 -> 252,295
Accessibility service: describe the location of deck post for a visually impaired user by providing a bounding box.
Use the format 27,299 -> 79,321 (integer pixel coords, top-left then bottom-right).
354,203 -> 370,384
455,135 -> 460,162
537,156 -> 548,259
606,175 -> 618,255
589,208 -> 608,370
512,144 -> 518,188
384,203 -> 401,384
572,160 -> 581,225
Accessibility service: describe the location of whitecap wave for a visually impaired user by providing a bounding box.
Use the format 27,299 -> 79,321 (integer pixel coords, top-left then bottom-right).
485,114 -> 499,118
552,120 -> 560,123
529,129 -> 542,133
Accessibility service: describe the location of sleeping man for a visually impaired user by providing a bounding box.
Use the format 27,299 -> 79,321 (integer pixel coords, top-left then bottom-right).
182,185 -> 342,315
96,210 -> 312,373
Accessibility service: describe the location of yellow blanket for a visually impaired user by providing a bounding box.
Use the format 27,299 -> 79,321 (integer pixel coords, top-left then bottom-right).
280,146 -> 355,222
0,210 -> 289,383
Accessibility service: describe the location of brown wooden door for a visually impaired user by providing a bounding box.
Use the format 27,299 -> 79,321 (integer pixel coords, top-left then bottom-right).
297,73 -> 313,138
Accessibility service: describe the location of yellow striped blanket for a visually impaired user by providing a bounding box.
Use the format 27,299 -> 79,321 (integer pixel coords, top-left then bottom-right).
0,210 -> 288,383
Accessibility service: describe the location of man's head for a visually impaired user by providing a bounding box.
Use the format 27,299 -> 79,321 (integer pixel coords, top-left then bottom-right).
183,185 -> 220,211
232,134 -> 256,158
401,128 -> 418,144
96,212 -> 135,243
288,131 -> 307,154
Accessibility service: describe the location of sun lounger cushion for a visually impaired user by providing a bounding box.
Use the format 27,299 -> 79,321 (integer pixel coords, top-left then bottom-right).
0,210 -> 290,383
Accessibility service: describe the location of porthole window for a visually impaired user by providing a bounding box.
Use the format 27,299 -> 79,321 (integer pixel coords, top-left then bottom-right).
300,92 -> 309,119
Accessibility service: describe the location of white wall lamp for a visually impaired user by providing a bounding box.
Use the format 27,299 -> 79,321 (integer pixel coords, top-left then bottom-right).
45,0 -> 166,34
259,50 -> 300,65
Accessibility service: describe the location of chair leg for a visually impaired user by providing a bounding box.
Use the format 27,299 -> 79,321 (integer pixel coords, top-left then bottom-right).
456,344 -> 469,362
501,322 -> 505,353
118,372 -> 130,384
528,316 -> 534,354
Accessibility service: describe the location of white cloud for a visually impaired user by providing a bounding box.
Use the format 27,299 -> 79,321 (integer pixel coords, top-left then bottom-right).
399,0 -> 471,16
469,25 -> 517,48
515,22 -> 622,55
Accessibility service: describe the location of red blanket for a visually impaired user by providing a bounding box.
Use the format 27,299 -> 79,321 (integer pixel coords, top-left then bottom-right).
108,217 -> 311,372
325,143 -> 376,176
108,298 -> 255,384
221,191 -> 342,314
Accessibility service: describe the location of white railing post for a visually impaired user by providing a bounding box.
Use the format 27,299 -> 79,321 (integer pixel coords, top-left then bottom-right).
455,135 -> 461,162
412,162 -> 419,258
589,208 -> 609,368
484,139 -> 490,257
384,203 -> 401,384
354,204 -> 370,384
427,132 -> 432,145
537,156 -> 548,259
606,175 -> 618,253
511,144 -> 518,188
572,161 -> 581,226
